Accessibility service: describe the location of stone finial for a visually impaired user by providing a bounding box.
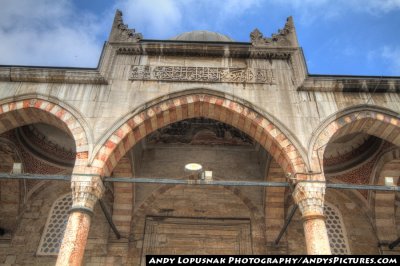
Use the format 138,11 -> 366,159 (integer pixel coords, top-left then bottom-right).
109,9 -> 143,43
250,16 -> 298,47
70,175 -> 105,213
292,181 -> 326,218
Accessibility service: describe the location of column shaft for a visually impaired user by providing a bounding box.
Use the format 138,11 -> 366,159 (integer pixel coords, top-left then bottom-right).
56,211 -> 91,266
56,174 -> 104,266
302,215 -> 331,254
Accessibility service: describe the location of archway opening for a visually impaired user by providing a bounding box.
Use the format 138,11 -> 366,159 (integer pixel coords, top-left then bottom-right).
107,116 -> 290,260
312,110 -> 400,254
0,101 -> 87,261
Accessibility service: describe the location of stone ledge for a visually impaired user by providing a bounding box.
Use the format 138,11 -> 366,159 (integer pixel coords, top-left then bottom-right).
114,42 -> 295,60
0,66 -> 107,85
299,75 -> 400,93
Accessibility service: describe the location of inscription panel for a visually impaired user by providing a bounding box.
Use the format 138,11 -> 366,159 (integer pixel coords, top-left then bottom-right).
129,65 -> 276,84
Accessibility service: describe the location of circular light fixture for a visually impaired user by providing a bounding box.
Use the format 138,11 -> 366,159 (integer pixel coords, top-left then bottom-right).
184,163 -> 203,172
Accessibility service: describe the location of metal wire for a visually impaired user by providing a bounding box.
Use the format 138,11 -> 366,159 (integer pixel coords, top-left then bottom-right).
1,173 -> 398,191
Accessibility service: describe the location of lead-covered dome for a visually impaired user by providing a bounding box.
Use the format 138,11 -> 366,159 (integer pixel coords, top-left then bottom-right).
170,30 -> 234,42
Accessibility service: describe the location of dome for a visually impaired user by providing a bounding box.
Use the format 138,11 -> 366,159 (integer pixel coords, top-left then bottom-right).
170,30 -> 234,42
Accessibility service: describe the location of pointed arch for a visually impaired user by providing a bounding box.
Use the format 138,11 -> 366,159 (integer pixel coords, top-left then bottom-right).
91,90 -> 307,176
0,95 -> 91,166
308,105 -> 400,172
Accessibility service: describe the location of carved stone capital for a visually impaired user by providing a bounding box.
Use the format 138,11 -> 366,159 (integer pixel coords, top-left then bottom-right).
70,175 -> 105,213
292,181 -> 326,218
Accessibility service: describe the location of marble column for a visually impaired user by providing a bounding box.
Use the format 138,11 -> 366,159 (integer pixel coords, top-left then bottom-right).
292,181 -> 331,255
56,175 -> 104,266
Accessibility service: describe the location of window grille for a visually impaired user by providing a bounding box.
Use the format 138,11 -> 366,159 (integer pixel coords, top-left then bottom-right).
37,193 -> 71,255
324,202 -> 351,255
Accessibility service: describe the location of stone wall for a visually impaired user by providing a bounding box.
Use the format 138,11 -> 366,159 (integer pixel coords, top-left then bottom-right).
129,142 -> 266,263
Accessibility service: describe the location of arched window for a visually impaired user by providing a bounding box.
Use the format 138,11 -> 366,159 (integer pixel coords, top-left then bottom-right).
37,193 -> 72,255
324,202 -> 351,255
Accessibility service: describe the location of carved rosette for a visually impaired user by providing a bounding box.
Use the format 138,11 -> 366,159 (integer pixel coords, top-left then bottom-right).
70,175 -> 105,213
292,181 -> 326,218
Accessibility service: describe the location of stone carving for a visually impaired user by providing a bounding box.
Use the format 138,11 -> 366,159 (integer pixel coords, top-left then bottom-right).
250,17 -> 295,47
71,175 -> 104,212
17,126 -> 75,167
110,10 -> 143,42
129,65 -> 276,84
147,118 -> 253,146
130,65 -> 150,79
292,181 -> 326,217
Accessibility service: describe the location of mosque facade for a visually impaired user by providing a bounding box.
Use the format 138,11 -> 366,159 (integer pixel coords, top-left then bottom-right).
0,10 -> 399,265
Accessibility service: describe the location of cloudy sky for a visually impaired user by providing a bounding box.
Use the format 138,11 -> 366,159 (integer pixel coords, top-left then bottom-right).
1,0 -> 399,76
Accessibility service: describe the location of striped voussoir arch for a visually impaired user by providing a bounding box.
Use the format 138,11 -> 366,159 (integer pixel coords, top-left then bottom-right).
0,98 -> 89,166
311,110 -> 400,171
92,93 -> 306,176
371,148 -> 400,242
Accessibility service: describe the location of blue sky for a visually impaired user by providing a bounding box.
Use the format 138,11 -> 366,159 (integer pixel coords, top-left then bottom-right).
1,0 -> 399,76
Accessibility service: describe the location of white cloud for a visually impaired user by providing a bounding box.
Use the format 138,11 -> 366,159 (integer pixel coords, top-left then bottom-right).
381,46 -> 400,74
356,0 -> 400,13
0,0 -> 103,67
270,0 -> 400,25
367,46 -> 400,75
115,0 -> 261,39
115,0 -> 183,39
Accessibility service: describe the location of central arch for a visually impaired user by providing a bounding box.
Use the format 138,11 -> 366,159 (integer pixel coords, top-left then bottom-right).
92,91 -> 307,176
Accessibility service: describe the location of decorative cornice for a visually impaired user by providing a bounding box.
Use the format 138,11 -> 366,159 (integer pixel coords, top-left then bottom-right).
0,67 -> 107,84
115,42 -> 294,60
300,75 -> 400,93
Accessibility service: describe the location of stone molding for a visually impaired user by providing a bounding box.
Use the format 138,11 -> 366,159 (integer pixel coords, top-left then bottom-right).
0,67 -> 107,84
292,181 -> 326,217
115,44 -> 294,60
300,75 -> 400,93
71,175 -> 105,212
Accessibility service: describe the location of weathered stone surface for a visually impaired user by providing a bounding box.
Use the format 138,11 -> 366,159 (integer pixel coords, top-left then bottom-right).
0,9 -> 399,265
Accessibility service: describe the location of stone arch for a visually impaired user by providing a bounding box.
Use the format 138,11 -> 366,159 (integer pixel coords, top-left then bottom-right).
309,105 -> 400,172
92,90 -> 307,176
369,148 -> 400,243
0,96 -> 91,166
